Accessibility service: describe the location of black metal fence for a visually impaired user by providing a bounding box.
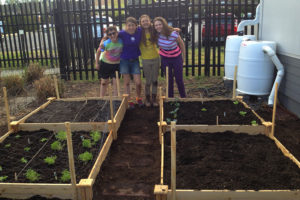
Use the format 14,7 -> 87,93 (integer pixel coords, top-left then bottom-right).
0,0 -> 259,80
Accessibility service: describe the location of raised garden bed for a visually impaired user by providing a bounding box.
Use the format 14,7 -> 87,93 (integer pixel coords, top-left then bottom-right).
154,124 -> 300,200
0,125 -> 114,200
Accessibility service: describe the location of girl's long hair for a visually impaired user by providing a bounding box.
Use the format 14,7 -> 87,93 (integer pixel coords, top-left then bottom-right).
139,14 -> 157,46
153,17 -> 173,39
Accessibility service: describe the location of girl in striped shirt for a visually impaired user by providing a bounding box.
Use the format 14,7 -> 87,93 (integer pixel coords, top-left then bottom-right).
153,17 -> 186,98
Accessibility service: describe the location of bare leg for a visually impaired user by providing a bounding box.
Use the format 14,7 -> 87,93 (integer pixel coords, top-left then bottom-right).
123,74 -> 131,96
100,79 -> 109,97
133,74 -> 142,98
112,78 -> 118,96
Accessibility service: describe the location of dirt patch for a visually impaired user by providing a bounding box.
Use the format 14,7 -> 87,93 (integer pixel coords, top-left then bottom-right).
26,100 -> 121,123
0,129 -> 107,183
164,131 -> 300,190
164,100 -> 261,125
92,107 -> 161,200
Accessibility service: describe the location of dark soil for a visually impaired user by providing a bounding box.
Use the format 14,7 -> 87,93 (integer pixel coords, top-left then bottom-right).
0,129 -> 107,183
164,131 -> 300,190
92,106 -> 161,200
26,100 -> 121,123
164,100 -> 261,125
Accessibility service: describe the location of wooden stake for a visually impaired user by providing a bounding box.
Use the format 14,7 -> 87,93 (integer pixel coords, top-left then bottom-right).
3,87 -> 11,131
271,83 -> 279,138
166,66 -> 169,98
171,121 -> 176,200
159,87 -> 163,144
109,84 -> 116,140
115,71 -> 121,97
232,65 -> 238,99
53,75 -> 60,99
216,115 -> 219,125
65,122 -> 77,200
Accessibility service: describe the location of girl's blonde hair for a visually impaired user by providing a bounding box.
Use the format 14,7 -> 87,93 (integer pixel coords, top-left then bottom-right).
139,14 -> 157,46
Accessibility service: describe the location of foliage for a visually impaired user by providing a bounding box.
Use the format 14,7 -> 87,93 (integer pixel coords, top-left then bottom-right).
55,131 -> 67,141
82,139 -> 92,148
33,75 -> 65,103
4,143 -> 11,148
239,111 -> 247,117
78,151 -> 93,164
233,100 -> 239,105
0,176 -> 8,182
201,108 -> 207,112
44,156 -> 57,165
90,131 -> 101,143
0,166 -> 2,171
15,135 -> 21,139
25,169 -> 40,182
0,75 -> 24,96
51,141 -> 63,151
251,120 -> 258,126
24,147 -> 31,152
60,169 -> 71,183
166,118 -> 171,123
20,157 -> 28,164
24,62 -> 45,85
40,138 -> 48,142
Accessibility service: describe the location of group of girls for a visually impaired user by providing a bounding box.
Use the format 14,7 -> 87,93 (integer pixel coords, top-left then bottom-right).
95,15 -> 186,108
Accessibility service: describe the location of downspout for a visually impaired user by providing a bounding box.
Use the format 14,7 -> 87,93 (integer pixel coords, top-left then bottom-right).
262,46 -> 285,106
237,3 -> 261,35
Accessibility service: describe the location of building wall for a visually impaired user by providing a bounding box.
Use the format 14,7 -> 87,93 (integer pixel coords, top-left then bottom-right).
259,0 -> 300,117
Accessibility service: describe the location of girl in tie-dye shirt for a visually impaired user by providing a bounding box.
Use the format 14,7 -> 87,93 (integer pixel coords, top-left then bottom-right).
95,26 -> 123,97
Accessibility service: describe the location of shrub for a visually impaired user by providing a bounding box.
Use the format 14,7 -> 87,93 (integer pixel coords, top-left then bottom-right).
24,62 -> 45,85
0,176 -> 8,182
33,75 -> 64,102
25,169 -> 40,182
60,169 -> 71,182
44,156 -> 57,165
1,75 -> 24,96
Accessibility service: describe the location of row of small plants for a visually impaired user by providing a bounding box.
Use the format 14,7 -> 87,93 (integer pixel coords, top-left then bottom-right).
165,100 -> 258,126
0,130 -> 102,183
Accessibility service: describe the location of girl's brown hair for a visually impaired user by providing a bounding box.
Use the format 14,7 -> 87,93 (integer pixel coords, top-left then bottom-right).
153,17 -> 173,38
105,26 -> 118,34
125,17 -> 138,26
139,14 -> 157,46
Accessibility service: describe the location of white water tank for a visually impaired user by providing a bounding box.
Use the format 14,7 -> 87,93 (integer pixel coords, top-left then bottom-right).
237,41 -> 276,95
224,35 -> 256,80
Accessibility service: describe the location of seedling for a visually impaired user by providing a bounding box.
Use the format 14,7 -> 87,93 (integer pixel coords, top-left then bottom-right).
82,139 -> 92,148
251,120 -> 258,126
0,176 -> 8,182
166,118 -> 171,123
239,111 -> 247,117
233,100 -> 239,105
40,138 -> 48,142
21,157 -> 28,164
90,131 -> 101,143
78,151 -> 93,164
60,169 -> 71,182
25,169 -> 40,182
44,156 -> 57,165
24,147 -> 31,152
51,141 -> 63,151
15,135 -> 21,139
201,108 -> 207,112
4,143 -> 11,148
55,131 -> 67,141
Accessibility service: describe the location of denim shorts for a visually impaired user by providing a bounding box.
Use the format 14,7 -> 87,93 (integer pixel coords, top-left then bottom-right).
120,58 -> 141,74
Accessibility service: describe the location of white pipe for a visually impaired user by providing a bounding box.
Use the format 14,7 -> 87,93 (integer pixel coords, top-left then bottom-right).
262,46 -> 285,106
237,3 -> 261,34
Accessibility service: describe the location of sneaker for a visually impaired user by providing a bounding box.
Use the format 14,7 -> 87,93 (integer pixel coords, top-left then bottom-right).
128,101 -> 135,110
145,95 -> 151,107
136,97 -> 144,107
152,94 -> 158,107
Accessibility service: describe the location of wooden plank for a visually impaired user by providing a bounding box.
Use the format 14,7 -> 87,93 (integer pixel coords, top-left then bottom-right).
272,136 -> 300,169
53,75 -> 60,99
271,83 -> 279,137
113,95 -> 128,133
54,96 -> 122,102
239,99 -> 266,123
171,122 -> 176,200
19,122 -> 107,132
88,131 -> 113,180
109,84 -> 116,140
166,189 -> 300,200
3,87 -> 11,130
65,122 -> 78,200
0,130 -> 14,143
165,125 -> 265,135
0,183 -> 73,199
159,87 -> 163,144
116,71 -> 121,97
78,179 -> 93,200
161,132 -> 165,185
14,98 -> 54,124
164,97 -> 230,102
166,66 -> 169,98
154,185 -> 168,200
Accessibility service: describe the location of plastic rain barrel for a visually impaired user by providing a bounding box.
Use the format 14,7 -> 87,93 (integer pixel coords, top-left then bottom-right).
224,35 -> 256,80
237,41 -> 276,95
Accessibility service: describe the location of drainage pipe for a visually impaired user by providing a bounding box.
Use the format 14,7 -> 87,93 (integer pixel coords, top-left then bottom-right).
262,46 -> 285,106
237,3 -> 261,35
